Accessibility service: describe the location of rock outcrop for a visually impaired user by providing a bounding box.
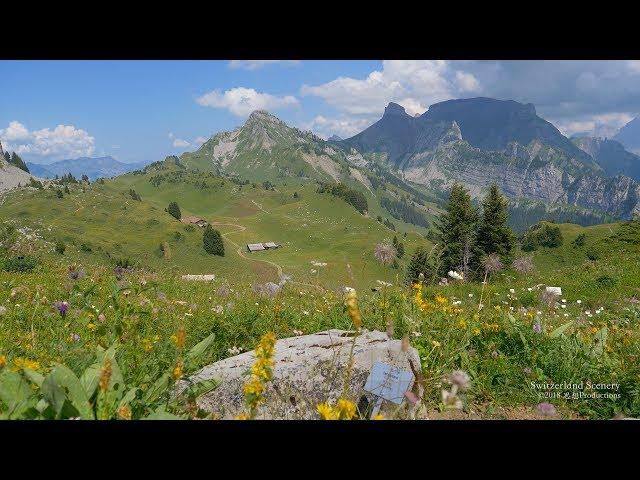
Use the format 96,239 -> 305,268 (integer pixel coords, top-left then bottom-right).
177,329 -> 422,419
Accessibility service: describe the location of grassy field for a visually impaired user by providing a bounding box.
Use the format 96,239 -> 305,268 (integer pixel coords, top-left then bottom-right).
1,168 -> 639,419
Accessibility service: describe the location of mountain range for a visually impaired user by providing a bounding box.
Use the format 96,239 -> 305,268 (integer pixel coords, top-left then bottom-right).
336,98 -> 640,219
26,156 -> 148,181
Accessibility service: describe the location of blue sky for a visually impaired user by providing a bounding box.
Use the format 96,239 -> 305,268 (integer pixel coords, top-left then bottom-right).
2,60 -> 640,164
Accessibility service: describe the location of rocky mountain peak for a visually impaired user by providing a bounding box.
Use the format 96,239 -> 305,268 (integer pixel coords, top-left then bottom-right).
383,102 -> 409,117
0,141 -> 4,158
246,110 -> 286,127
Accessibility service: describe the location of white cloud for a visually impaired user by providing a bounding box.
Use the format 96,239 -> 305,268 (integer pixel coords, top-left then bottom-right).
300,60 -> 477,117
552,112 -> 634,138
300,115 -> 377,139
196,87 -> 299,117
172,138 -> 190,148
455,71 -> 480,92
194,136 -> 207,146
228,60 -> 300,70
0,121 -> 95,159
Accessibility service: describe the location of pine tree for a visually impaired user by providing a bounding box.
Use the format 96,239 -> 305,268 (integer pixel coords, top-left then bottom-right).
167,201 -> 181,220
9,152 -> 29,173
476,184 -> 516,265
396,242 -> 405,259
436,184 -> 479,278
203,226 -> 224,256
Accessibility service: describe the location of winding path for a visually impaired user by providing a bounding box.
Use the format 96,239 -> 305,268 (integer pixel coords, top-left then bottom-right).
210,220 -> 323,291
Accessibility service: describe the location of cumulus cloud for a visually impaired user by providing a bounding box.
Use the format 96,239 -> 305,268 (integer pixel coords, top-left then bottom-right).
228,60 -> 301,70
0,121 -> 95,159
194,136 -> 208,146
553,112 -> 634,138
300,115 -> 377,140
301,60 -> 475,117
196,87 -> 299,117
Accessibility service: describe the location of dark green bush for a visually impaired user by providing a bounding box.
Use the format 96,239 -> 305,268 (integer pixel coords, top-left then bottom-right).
2,255 -> 38,272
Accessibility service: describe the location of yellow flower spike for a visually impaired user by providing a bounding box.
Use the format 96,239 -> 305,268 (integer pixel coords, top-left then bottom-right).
372,414 -> 385,420
87,323 -> 97,332
345,290 -> 362,332
235,413 -> 250,420
172,360 -> 184,380
0,355 -> 6,369
99,358 -> 112,392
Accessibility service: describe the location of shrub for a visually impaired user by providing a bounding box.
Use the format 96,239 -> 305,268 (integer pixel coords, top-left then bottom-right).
203,226 -> 224,256
55,241 -> 66,255
56,189 -> 64,198
521,223 -> 564,250
595,275 -> 616,288
2,255 -> 38,272
113,257 -> 134,269
80,243 -> 92,252
572,233 -> 586,247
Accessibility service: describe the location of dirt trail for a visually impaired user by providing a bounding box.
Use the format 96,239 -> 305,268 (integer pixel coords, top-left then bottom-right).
210,220 -> 323,291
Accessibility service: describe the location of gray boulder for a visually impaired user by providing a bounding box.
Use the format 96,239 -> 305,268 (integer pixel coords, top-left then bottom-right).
177,329 -> 422,419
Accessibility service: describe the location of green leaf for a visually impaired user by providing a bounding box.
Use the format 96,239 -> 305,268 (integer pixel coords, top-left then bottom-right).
23,368 -> 45,387
143,372 -> 171,405
0,370 -> 37,419
591,327 -> 608,356
180,378 -> 220,401
186,332 -> 216,362
144,406 -> 184,420
117,387 -> 140,410
549,320 -> 574,338
44,364 -> 94,419
80,344 -> 116,398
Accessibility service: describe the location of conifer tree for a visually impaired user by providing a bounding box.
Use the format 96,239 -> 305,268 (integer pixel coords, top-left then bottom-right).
203,226 -> 224,256
436,183 -> 479,278
406,246 -> 433,284
167,201 -> 181,220
9,152 -> 29,173
476,184 -> 516,265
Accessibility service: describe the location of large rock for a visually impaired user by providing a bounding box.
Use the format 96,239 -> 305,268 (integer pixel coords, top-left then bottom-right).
177,329 -> 422,419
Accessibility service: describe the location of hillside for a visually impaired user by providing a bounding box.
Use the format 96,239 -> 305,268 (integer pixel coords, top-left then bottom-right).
0,160 -> 432,291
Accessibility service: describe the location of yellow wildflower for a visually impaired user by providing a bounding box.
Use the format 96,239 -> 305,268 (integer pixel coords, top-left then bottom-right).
435,293 -> 448,305
473,328 -> 481,336
142,339 -> 153,353
87,323 -> 97,332
171,326 -> 186,349
373,414 -> 385,420
0,355 -> 6,369
457,319 -> 468,330
173,360 -> 184,380
317,402 -> 338,420
432,340 -> 441,347
12,357 -> 41,372
117,405 -> 132,420
591,327 -> 598,334
494,305 -> 501,312
235,413 -> 250,420
337,398 -> 357,420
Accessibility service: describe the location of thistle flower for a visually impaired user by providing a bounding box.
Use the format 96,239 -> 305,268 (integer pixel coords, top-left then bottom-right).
114,266 -> 125,279
483,253 -> 503,273
513,255 -> 534,274
212,305 -> 224,315
216,285 -> 230,297
54,301 -> 69,318
448,370 -> 471,391
534,323 -> 542,333
374,242 -> 396,266
68,268 -> 85,280
536,402 -> 557,417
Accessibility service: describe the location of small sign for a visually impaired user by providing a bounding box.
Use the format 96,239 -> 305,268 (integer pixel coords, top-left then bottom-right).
364,362 -> 414,405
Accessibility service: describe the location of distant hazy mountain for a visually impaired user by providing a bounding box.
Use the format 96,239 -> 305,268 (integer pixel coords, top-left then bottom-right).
27,156 -> 148,180
327,135 -> 343,141
338,98 -> 640,219
572,136 -> 640,181
614,115 -> 640,154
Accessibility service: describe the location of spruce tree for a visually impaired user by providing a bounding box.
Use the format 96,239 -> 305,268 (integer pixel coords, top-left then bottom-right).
436,183 -> 479,278
476,184 -> 516,265
9,152 -> 29,173
167,201 -> 181,220
203,226 -> 224,256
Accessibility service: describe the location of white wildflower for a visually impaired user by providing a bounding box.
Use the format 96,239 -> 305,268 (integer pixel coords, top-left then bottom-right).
448,270 -> 464,281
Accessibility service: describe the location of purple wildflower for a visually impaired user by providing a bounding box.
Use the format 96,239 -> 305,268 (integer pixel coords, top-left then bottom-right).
114,266 -> 125,279
491,350 -> 499,359
523,367 -> 532,375
55,301 -> 69,317
71,333 -> 81,342
448,370 -> 471,391
534,323 -> 542,333
536,402 -> 557,417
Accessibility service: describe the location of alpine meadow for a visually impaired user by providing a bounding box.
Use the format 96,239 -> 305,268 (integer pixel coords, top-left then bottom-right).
1,60 -> 640,421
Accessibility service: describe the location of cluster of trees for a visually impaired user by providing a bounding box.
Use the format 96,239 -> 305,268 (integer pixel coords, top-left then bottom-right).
3,151 -> 29,173
380,196 -> 429,228
407,183 -> 516,282
376,215 -> 397,231
316,182 -> 368,214
521,223 -> 564,251
392,235 -> 405,259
